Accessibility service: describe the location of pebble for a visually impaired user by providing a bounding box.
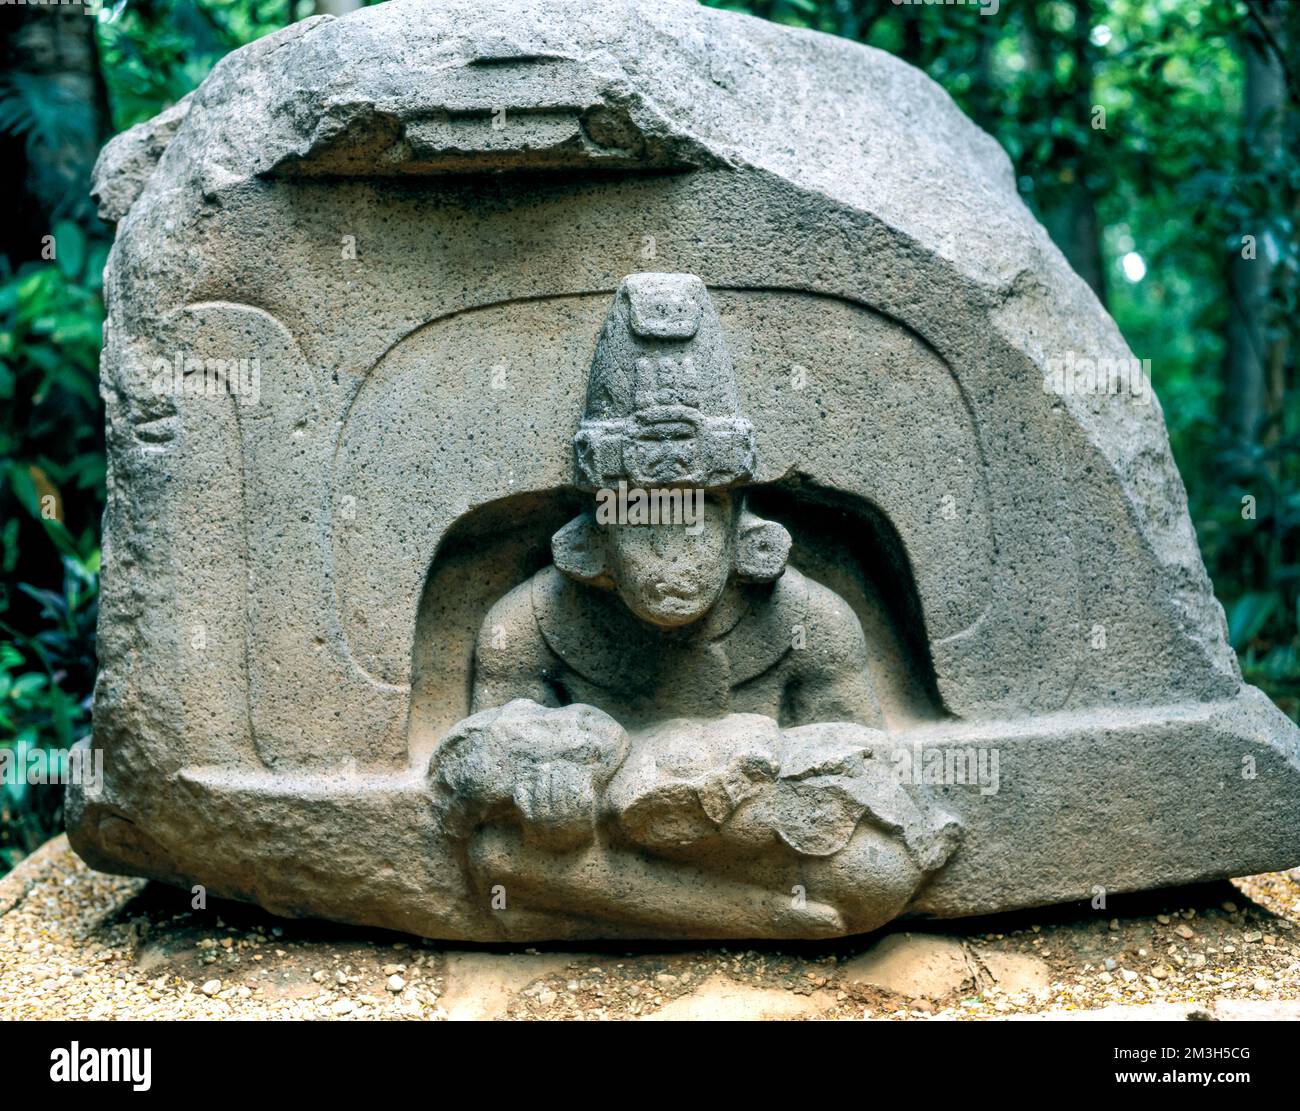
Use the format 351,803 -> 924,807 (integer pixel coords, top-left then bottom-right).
386,975 -> 405,992
1175,924 -> 1195,940
200,979 -> 221,997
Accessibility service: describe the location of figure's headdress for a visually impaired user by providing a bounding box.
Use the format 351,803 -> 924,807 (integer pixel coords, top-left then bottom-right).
574,273 -> 756,491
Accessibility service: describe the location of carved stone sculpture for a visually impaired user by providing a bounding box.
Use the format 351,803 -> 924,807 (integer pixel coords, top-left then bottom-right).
66,0 -> 1300,942
433,703 -> 957,938
473,275 -> 883,731
429,274 -> 953,936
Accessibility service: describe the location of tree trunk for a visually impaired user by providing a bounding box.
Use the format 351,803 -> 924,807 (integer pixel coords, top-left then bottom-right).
1223,1 -> 1287,451
0,4 -> 111,264
1021,0 -> 1108,307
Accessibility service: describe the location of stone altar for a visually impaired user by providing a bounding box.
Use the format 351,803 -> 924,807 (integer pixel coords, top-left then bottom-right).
68,0 -> 1300,941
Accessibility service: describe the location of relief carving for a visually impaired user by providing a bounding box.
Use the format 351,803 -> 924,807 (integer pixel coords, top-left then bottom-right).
429,274 -> 960,936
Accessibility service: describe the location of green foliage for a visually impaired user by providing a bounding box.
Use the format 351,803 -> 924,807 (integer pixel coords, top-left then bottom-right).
0,74 -> 103,225
0,554 -> 99,871
0,223 -> 108,548
0,218 -> 107,869
97,0 -> 318,130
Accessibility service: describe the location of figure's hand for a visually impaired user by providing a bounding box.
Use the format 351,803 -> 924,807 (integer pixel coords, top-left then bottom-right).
431,699 -> 628,849
513,762 -> 600,852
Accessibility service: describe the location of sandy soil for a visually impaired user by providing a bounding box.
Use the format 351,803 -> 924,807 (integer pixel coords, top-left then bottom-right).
2,836 -> 1298,1020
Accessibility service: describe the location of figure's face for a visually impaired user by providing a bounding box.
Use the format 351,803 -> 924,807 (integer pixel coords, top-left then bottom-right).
605,494 -> 733,628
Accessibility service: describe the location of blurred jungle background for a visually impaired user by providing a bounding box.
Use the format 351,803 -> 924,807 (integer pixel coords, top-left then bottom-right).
0,0 -> 1297,872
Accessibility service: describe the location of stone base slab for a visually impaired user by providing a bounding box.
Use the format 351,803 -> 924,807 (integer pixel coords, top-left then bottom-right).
67,688 -> 1300,942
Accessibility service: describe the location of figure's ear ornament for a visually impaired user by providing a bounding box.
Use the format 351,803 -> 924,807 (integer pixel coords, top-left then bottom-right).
734,512 -> 792,583
552,513 -> 612,588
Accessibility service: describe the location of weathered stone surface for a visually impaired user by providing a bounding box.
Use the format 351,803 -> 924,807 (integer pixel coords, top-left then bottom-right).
433,701 -> 957,937
971,948 -> 1052,996
89,95 -> 193,225
842,934 -> 975,999
438,951 -> 577,1020
67,0 -> 1300,942
641,974 -> 834,1021
842,932 -> 1050,1000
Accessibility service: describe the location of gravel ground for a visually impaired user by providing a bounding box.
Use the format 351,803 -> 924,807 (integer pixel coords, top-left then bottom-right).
2,836 -> 1298,1020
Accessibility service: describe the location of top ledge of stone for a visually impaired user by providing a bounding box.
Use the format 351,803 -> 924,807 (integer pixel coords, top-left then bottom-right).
91,95 -> 194,225
100,0 -> 1026,284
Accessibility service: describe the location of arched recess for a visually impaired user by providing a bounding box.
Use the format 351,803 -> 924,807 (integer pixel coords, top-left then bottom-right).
744,479 -> 944,727
407,488 -> 586,762
406,481 -> 942,762
335,287 -> 995,699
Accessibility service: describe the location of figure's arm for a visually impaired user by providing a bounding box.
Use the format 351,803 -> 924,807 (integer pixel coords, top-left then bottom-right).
470,580 -> 563,713
786,583 -> 884,728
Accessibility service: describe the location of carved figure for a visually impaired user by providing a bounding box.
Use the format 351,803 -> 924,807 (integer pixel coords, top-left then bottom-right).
431,274 -> 958,937
474,273 -> 884,730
